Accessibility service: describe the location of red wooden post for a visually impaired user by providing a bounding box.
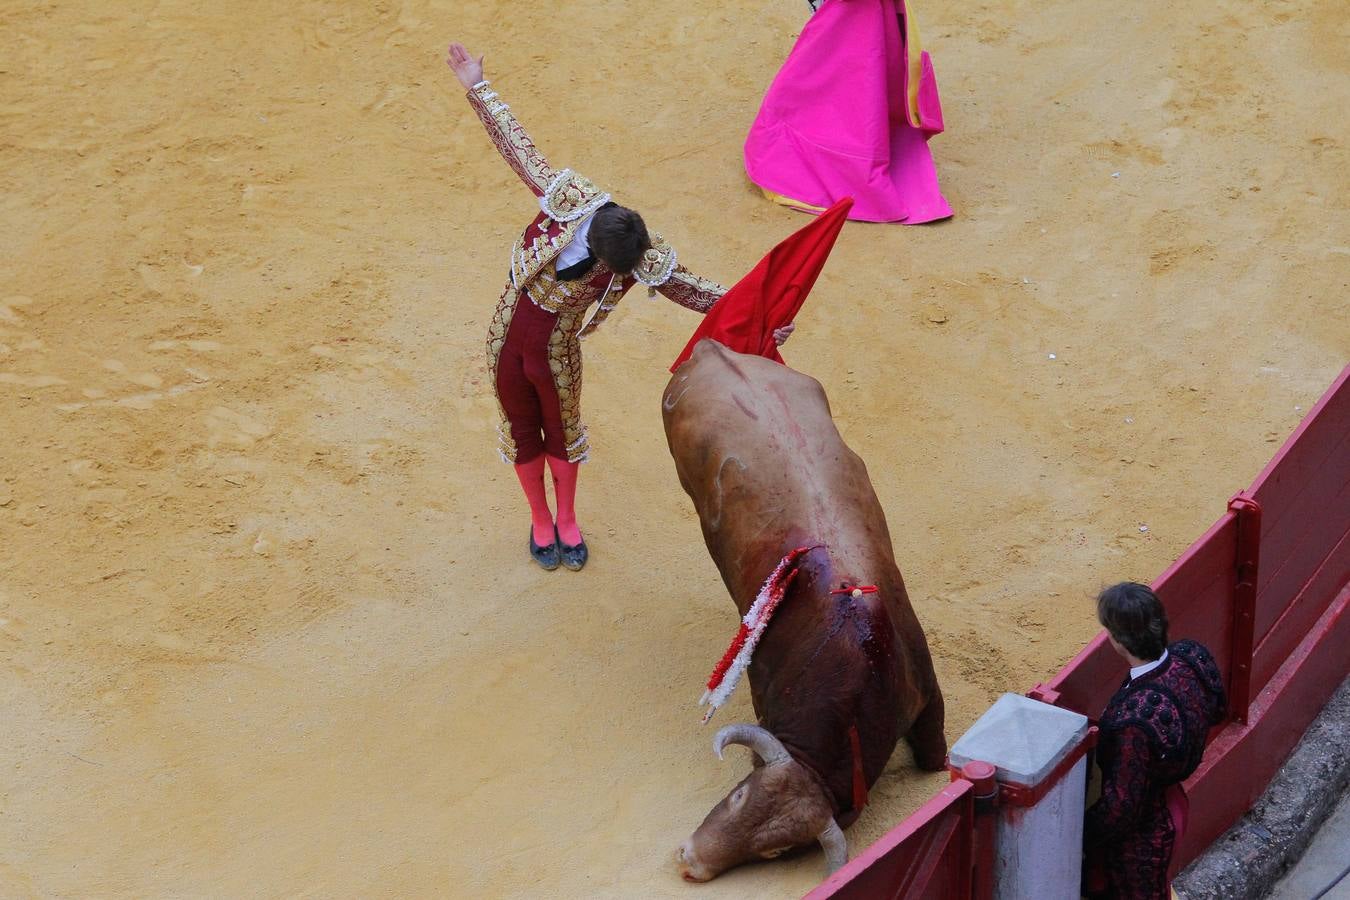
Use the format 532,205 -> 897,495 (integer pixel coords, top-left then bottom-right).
1227,494 -> 1262,724
961,761 -> 998,900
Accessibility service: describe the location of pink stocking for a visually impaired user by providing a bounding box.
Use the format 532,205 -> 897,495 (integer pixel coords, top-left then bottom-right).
546,455 -> 583,546
514,456 -> 556,546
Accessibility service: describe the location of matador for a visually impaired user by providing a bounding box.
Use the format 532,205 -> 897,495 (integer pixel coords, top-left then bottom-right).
447,43 -> 790,571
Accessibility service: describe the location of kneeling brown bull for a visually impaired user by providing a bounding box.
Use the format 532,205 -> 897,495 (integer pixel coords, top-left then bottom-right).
663,340 -> 947,882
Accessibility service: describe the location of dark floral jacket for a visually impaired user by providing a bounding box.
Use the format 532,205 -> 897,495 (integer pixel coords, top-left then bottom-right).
1084,640 -> 1227,899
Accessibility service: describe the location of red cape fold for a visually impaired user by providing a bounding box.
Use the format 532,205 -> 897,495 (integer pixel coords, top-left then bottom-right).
670,196 -> 852,373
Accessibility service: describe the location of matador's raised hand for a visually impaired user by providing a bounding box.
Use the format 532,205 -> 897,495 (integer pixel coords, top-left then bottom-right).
447,42 -> 484,90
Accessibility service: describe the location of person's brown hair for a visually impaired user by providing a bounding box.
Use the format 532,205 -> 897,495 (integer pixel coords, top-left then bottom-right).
589,205 -> 651,275
1097,581 -> 1168,661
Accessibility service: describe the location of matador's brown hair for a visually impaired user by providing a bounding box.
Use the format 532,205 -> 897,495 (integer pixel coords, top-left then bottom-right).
589,205 -> 652,275
1097,581 -> 1169,661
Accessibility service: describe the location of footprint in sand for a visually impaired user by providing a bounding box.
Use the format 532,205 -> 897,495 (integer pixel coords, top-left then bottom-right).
0,373 -> 66,388
148,339 -> 222,353
0,296 -> 34,324
0,607 -> 25,644
71,356 -> 203,410
0,300 -> 55,384
206,406 -> 272,449
308,342 -> 409,388
453,365 -> 497,423
133,256 -> 208,298
60,360 -> 210,412
146,341 -> 221,389
59,384 -> 207,413
67,459 -> 103,486
103,358 -> 167,387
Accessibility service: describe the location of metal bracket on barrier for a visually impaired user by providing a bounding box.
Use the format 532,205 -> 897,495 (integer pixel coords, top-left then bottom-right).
947,760 -> 998,795
997,726 -> 1099,808
945,728 -> 1100,809
1228,493 -> 1262,725
1027,683 -> 1061,706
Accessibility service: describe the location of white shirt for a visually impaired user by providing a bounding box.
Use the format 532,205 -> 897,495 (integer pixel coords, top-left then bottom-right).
1129,648 -> 1168,682
553,212 -> 596,270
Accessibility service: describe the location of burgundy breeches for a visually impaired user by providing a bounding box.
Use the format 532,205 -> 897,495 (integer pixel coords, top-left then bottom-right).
495,296 -> 566,463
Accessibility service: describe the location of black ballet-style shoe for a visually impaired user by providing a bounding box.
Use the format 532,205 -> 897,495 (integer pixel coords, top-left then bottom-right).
557,527 -> 588,572
529,530 -> 560,571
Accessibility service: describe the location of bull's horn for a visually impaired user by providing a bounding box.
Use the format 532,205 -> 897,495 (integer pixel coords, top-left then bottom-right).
712,724 -> 791,766
818,819 -> 848,874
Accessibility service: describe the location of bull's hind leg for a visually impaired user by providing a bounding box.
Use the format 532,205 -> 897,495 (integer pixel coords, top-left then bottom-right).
905,692 -> 947,771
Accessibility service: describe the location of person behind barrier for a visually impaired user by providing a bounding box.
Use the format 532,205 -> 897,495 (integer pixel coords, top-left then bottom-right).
1083,582 -> 1227,900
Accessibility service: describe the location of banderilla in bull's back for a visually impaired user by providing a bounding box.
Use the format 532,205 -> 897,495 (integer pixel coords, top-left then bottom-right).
663,341 -> 946,882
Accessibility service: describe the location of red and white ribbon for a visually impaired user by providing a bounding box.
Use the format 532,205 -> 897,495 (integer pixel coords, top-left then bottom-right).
699,546 -> 817,723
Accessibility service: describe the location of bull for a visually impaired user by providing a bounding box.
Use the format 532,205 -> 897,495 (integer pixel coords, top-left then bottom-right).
663,340 -> 947,882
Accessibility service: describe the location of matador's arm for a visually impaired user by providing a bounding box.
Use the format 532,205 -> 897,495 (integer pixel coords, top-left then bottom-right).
577,252 -> 725,340
655,264 -> 728,314
627,234 -> 726,314
464,80 -> 556,197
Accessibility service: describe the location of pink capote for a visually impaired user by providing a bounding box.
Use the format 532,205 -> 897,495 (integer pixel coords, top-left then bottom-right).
744,0 -> 952,224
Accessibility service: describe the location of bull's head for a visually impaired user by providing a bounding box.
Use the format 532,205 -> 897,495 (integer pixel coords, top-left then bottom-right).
676,724 -> 847,882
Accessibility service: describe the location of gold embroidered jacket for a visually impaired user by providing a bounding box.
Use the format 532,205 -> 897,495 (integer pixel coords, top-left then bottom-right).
467,80 -> 727,463
466,80 -> 727,334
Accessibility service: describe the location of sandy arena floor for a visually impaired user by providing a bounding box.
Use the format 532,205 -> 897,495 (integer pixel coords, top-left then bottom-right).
1,1 -> 1346,897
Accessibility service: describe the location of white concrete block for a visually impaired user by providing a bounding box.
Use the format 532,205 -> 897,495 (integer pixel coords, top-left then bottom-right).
949,693 -> 1091,900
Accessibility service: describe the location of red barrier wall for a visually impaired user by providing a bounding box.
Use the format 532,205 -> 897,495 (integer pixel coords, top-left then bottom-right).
817,365 -> 1350,898
1031,365 -> 1350,871
805,780 -> 976,900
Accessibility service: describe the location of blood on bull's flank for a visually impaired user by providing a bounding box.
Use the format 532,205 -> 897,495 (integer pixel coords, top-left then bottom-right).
663,340 -> 947,882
